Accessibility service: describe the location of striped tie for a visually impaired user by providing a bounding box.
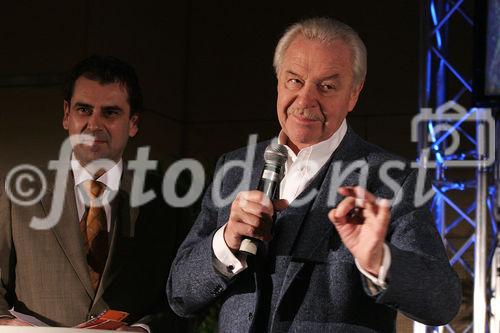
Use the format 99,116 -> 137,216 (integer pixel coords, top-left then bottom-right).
80,180 -> 109,291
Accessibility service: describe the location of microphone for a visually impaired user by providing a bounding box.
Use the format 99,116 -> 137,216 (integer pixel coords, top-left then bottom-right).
239,143 -> 288,255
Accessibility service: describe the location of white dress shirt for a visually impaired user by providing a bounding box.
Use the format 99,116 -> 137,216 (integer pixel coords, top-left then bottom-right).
212,120 -> 390,291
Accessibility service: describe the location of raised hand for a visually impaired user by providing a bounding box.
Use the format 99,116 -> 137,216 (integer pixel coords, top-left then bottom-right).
328,186 -> 391,276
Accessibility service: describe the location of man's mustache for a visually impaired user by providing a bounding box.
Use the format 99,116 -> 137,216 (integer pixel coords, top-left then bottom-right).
287,108 -> 325,122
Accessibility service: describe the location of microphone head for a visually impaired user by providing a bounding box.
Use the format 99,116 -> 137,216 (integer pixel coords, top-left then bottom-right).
264,143 -> 288,166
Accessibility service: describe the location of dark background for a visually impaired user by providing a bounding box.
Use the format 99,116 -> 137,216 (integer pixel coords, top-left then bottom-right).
0,0 -> 419,174
0,1 -> 433,331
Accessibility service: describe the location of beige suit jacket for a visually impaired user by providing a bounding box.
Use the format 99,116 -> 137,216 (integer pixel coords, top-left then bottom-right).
0,170 -> 186,331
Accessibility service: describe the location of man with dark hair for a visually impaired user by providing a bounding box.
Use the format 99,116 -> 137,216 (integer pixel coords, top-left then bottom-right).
63,55 -> 144,115
0,55 -> 185,332
167,18 -> 461,332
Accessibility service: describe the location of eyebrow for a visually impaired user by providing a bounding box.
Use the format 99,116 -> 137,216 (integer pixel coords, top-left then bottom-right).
73,102 -> 123,112
285,71 -> 340,82
73,102 -> 93,109
319,74 -> 340,81
285,70 -> 302,78
102,105 -> 123,112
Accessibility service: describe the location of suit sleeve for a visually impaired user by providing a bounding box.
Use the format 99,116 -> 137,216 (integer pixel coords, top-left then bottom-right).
167,155 -> 236,318
369,168 -> 462,326
0,178 -> 15,316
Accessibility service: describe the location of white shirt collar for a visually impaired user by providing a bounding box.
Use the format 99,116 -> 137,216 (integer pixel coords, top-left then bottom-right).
278,119 -> 347,167
70,154 -> 123,191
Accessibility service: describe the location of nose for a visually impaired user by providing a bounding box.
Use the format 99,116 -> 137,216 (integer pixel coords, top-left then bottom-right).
87,111 -> 103,130
295,83 -> 319,109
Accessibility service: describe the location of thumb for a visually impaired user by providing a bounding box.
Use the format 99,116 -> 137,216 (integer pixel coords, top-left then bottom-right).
328,208 -> 347,226
328,208 -> 341,224
273,199 -> 289,211
328,209 -> 338,223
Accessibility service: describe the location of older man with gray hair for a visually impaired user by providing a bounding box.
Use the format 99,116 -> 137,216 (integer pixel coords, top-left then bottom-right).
167,17 -> 461,332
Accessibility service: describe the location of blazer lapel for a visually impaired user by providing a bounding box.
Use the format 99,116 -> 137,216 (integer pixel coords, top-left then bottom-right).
41,173 -> 95,300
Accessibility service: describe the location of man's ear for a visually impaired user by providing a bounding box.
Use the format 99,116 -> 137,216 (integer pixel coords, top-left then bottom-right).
347,80 -> 365,113
62,100 -> 70,130
129,113 -> 139,138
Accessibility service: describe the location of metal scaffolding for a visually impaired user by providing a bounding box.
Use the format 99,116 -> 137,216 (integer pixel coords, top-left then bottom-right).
416,0 -> 498,332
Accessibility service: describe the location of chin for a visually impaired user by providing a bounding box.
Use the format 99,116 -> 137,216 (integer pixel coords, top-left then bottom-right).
290,132 -> 319,145
80,150 -> 107,162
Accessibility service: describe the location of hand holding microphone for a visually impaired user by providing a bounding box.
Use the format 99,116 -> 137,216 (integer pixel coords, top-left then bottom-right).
223,144 -> 288,256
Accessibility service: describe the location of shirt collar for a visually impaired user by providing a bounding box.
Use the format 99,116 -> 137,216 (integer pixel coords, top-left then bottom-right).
278,119 -> 348,164
70,154 -> 123,191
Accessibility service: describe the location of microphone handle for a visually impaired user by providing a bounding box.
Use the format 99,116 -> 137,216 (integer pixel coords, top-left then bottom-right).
239,175 -> 279,255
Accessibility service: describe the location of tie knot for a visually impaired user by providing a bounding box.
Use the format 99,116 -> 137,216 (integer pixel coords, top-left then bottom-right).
83,180 -> 105,199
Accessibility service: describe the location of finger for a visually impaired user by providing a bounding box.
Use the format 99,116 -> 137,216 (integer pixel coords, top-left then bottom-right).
351,186 -> 377,204
328,208 -> 348,226
240,191 -> 273,208
361,200 -> 391,237
360,201 -> 375,220
363,197 -> 391,221
375,198 -> 391,221
273,199 -> 289,211
229,209 -> 264,229
228,208 -> 273,239
231,195 -> 273,226
328,209 -> 339,223
337,187 -> 365,209
238,197 -> 273,218
333,196 -> 357,218
235,221 -> 269,241
337,186 -> 377,205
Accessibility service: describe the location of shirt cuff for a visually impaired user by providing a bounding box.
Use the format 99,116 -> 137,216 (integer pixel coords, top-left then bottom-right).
355,243 -> 391,291
131,323 -> 151,333
212,224 -> 248,277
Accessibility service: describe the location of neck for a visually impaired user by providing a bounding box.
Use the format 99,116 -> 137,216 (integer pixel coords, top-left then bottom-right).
286,140 -> 305,155
75,159 -> 113,179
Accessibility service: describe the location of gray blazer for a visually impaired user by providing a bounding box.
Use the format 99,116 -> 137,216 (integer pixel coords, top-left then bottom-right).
0,171 -> 186,332
167,128 -> 461,332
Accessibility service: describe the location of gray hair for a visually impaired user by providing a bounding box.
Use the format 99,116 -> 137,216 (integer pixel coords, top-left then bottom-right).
273,17 -> 367,85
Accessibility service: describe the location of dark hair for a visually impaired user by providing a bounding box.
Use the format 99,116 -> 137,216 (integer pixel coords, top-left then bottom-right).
63,55 -> 143,115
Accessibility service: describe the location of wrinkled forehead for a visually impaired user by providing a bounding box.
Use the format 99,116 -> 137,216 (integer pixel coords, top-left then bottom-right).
281,36 -> 355,78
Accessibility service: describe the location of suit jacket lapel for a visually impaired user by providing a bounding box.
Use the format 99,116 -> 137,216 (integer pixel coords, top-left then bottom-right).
41,173 -> 95,300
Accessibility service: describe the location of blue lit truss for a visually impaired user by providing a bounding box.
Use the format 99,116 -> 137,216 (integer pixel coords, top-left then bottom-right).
417,1 -> 498,332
